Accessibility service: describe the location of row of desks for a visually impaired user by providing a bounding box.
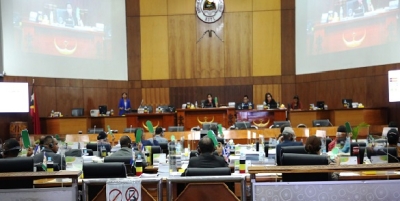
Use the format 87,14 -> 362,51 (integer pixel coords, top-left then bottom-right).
39,107 -> 388,134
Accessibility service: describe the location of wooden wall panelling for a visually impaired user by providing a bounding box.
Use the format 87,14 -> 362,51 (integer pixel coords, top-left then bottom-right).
128,88 -> 143,110
140,0 -> 167,16
225,0 -> 252,12
252,10 -> 281,76
222,85 -> 253,106
142,88 -> 170,109
127,17 -> 142,81
140,16 -> 170,80
366,75 -> 388,107
82,80 -> 107,88
195,78 -> 225,87
224,12 -> 252,77
55,78 -> 83,87
36,86 -> 57,117
55,87 -> 84,117
167,0 -> 193,15
280,8 -> 295,75
281,0 -> 295,10
281,83 -> 296,106
253,84 -> 282,105
0,113 -> 31,141
224,77 -> 254,86
3,76 -> 28,83
107,88 -> 129,113
296,82 -> 316,109
341,77 -> 367,107
126,0 -> 140,17
83,88 -> 108,116
196,18 -> 225,78
254,0 -> 281,11
168,15 -> 197,79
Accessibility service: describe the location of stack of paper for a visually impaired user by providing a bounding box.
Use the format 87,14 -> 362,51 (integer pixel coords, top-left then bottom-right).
157,163 -> 170,178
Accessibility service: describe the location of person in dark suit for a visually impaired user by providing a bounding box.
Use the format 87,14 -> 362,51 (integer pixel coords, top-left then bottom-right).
186,136 -> 227,168
33,136 -> 66,170
97,131 -> 111,152
1,138 -> 21,158
110,136 -> 132,157
118,92 -> 132,116
276,127 -> 303,165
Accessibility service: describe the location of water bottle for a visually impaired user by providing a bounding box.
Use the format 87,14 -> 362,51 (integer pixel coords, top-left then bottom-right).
259,149 -> 265,162
131,150 -> 136,175
239,152 -> 246,173
47,157 -> 54,172
195,101 -> 198,108
101,146 -> 107,158
136,155 -> 143,176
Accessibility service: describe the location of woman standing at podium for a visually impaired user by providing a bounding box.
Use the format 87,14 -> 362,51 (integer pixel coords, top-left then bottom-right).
118,92 -> 131,115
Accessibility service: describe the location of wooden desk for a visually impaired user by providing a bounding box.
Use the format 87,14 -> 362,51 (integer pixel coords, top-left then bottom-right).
177,108 -> 235,130
290,108 -> 388,128
236,109 -> 287,128
90,116 -> 127,133
36,127 -> 339,145
41,117 -> 90,134
126,113 -> 176,131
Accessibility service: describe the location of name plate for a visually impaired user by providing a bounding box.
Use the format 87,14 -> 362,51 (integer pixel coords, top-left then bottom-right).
339,156 -> 358,165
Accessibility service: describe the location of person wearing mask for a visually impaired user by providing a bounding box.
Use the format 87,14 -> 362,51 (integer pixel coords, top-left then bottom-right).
290,95 -> 302,110
239,95 -> 253,110
305,136 -> 339,180
204,93 -> 217,108
264,93 -> 277,109
328,125 -> 351,153
33,136 -> 66,170
276,127 -> 303,165
1,139 -> 22,158
118,92 -> 132,116
149,127 -> 168,144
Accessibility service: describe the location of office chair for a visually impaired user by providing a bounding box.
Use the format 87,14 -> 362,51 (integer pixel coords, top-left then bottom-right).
0,157 -> 34,189
123,127 -> 137,133
281,153 -> 329,182
104,156 -> 133,175
87,128 -> 104,134
312,119 -> 331,127
168,126 -> 184,132
159,142 -> 169,155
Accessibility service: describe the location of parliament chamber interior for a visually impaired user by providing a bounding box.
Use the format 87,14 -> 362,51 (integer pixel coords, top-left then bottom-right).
1,0 -> 400,200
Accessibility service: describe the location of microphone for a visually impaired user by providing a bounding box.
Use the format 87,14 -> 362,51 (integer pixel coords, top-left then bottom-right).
138,99 -> 144,109
130,125 -> 133,134
94,125 -> 96,134
329,120 -> 333,127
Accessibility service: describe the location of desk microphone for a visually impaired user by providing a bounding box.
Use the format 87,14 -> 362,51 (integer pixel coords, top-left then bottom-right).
94,125 -> 96,134
138,99 -> 144,109
329,121 -> 333,127
376,147 -> 400,163
130,125 -> 133,134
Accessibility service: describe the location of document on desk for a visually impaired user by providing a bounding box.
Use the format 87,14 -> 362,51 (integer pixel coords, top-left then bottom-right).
339,172 -> 360,176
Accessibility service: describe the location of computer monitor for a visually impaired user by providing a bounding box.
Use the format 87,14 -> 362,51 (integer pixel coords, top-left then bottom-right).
312,119 -> 331,127
202,123 -> 218,130
99,105 -> 107,115
316,101 -> 325,109
342,99 -> 353,108
71,108 -> 84,116
272,121 -> 291,128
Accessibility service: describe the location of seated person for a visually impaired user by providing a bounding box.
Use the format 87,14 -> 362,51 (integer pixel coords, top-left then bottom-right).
210,124 -> 229,162
97,131 -> 111,152
33,136 -> 46,155
328,125 -> 350,153
367,129 -> 399,160
1,138 -> 21,158
185,136 -> 227,169
148,127 -> 168,144
110,135 -> 133,157
33,136 -> 66,170
204,94 -> 216,108
305,136 -> 339,180
264,93 -> 278,109
276,127 -> 303,164
290,95 -> 302,110
239,95 -> 253,110
133,128 -> 158,148
64,3 -> 78,27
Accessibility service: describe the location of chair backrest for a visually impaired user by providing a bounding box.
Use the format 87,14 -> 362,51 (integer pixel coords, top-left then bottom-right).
350,142 -> 367,156
123,127 -> 137,133
235,121 -> 251,129
83,163 -> 127,179
272,121 -> 291,128
312,119 -> 331,127
367,147 -> 399,163
0,157 -> 34,189
86,143 -> 98,151
281,153 -> 329,182
183,167 -> 231,176
0,157 -> 34,172
85,149 -> 94,156
326,138 -> 332,152
104,156 -> 132,165
159,142 -> 168,155
64,149 -> 83,157
87,128 -> 104,134
279,146 -> 307,165
71,108 -> 84,117
202,123 -> 218,130
168,126 -> 184,132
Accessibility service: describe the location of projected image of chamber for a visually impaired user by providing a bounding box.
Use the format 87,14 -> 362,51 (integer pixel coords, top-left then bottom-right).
13,0 -> 111,59
306,0 -> 399,56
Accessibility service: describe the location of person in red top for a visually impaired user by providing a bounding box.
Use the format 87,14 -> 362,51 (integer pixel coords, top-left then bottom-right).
290,95 -> 302,110
328,125 -> 348,152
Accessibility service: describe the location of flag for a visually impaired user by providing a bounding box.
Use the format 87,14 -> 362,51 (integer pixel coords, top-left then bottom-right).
30,84 -> 41,134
